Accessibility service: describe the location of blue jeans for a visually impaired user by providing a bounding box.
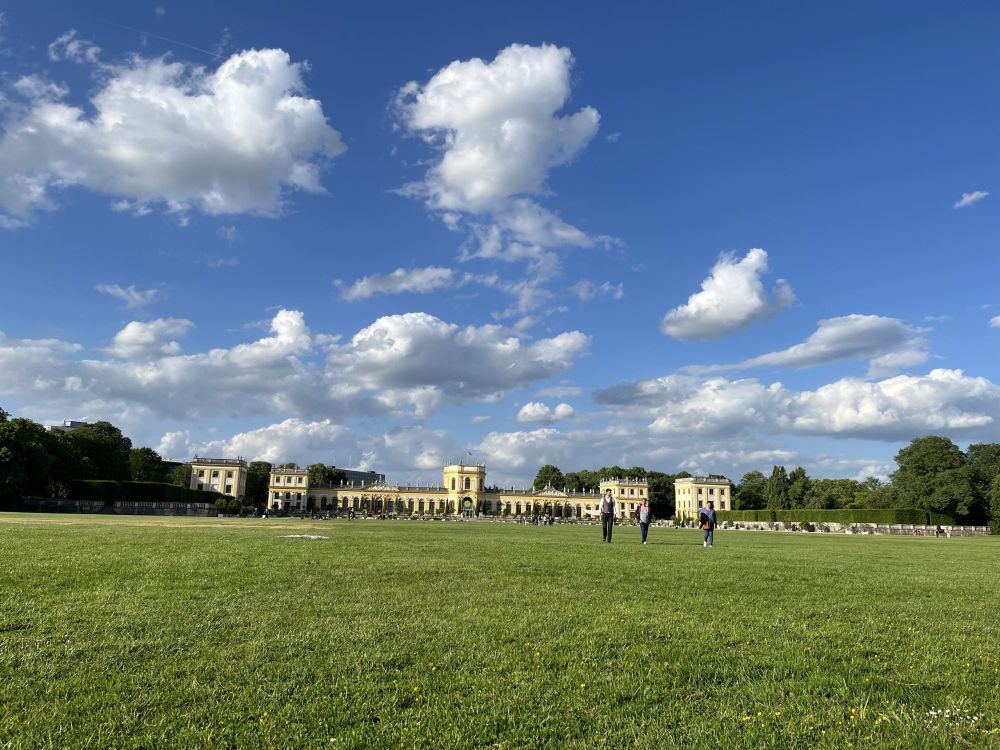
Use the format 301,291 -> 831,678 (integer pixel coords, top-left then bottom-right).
640,522 -> 649,543
703,528 -> 714,546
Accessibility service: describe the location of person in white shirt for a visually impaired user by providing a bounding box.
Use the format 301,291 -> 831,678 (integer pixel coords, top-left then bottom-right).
600,489 -> 615,543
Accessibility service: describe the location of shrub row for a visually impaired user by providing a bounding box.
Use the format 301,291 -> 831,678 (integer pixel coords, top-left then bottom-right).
68,480 -> 224,505
716,508 -> 955,526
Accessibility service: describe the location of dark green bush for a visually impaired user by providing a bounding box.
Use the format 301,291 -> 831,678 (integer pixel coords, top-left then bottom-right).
68,480 -> 119,505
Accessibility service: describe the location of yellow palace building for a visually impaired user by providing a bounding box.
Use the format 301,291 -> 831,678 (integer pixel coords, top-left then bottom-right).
267,462 -> 650,519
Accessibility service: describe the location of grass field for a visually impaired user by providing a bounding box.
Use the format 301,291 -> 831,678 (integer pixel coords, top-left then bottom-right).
1,514 -> 998,749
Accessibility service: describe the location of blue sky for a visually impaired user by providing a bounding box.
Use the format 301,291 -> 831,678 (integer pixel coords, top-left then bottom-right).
1,0 -> 998,486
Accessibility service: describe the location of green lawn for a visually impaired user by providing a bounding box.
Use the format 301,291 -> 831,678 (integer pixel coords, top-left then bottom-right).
1,514 -> 998,749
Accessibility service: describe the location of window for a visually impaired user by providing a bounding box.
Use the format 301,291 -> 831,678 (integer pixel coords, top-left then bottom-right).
297,476 -> 303,484
630,488 -> 635,496
226,471 -> 233,478
451,478 -> 456,490
698,500 -> 703,508
720,501 -> 726,510
273,492 -> 279,500
464,477 -> 471,490
212,470 -> 219,478
639,489 -> 644,496
709,488 -> 714,496
225,484 -> 233,494
197,470 -> 205,478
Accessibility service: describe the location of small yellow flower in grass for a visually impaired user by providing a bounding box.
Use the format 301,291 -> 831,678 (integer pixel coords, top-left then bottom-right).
580,683 -> 587,689
741,716 -> 752,722
535,651 -> 540,658
774,711 -> 781,717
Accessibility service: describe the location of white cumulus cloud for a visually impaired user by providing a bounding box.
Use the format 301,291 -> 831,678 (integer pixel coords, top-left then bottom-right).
397,43 -> 599,215
396,41 -> 608,295
107,318 -> 193,359
0,309 -> 589,424
516,401 -> 576,423
660,249 -> 794,340
596,368 -> 1000,441
0,44 -> 345,225
990,315 -> 1000,328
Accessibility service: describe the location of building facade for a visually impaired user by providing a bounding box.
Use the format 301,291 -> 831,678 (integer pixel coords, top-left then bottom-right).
266,462 -> 651,519
190,457 -> 248,501
673,475 -> 733,519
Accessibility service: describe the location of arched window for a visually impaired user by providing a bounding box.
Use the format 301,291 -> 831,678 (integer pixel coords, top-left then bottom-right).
464,477 -> 471,490
451,478 -> 456,490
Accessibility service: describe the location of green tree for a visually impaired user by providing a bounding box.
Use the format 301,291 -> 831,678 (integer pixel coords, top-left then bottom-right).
891,436 -> 977,522
307,464 -> 348,487
646,471 -> 676,518
246,461 -> 272,507
69,421 -> 132,480
787,467 -> 811,509
533,464 -> 565,490
801,477 -> 858,509
851,476 -> 894,508
990,474 -> 1000,533
564,469 -> 601,493
735,471 -> 767,510
129,447 -> 168,482
765,466 -> 791,510
599,465 -> 627,480
0,417 -> 55,501
170,463 -> 192,487
966,443 -> 1000,521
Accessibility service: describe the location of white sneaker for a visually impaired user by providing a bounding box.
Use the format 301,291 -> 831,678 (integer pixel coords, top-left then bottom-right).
703,541 -> 707,547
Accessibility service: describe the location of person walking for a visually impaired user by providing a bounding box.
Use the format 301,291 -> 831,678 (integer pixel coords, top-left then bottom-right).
600,489 -> 615,543
699,500 -> 717,547
637,498 -> 652,544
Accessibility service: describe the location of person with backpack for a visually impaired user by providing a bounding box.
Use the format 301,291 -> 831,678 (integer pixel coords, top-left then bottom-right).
600,489 -> 615,543
637,498 -> 652,545
699,500 -> 717,547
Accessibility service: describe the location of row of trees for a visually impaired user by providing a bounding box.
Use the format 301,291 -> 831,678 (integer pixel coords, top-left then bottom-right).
0,408 -> 151,501
735,437 -> 999,525
533,436 -> 1000,527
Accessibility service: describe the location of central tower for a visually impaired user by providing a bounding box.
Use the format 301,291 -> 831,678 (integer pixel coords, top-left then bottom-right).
443,462 -> 486,515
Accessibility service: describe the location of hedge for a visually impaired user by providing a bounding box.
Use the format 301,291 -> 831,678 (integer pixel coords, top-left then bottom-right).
716,508 -> 955,525
68,480 -> 120,505
68,480 -> 224,505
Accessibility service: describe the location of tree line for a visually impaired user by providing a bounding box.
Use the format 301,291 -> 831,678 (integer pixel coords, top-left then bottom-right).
0,407 -> 343,509
533,436 -> 1000,528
